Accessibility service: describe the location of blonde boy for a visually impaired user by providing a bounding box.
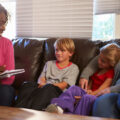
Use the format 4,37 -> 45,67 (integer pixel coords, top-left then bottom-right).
38,38 -> 79,90
15,38 -> 79,111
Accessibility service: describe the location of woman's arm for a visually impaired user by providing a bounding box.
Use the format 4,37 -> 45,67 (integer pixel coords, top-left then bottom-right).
2,40 -> 15,85
79,56 -> 98,90
110,84 -> 120,93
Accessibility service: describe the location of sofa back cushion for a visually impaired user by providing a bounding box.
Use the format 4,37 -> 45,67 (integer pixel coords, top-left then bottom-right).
12,38 -> 45,89
12,37 -> 100,88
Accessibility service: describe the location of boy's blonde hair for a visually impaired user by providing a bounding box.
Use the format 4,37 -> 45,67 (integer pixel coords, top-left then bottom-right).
100,43 -> 120,67
54,38 -> 75,53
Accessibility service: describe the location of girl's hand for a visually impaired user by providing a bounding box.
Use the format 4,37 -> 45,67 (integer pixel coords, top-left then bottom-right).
86,90 -> 92,94
87,90 -> 98,95
96,88 -> 111,97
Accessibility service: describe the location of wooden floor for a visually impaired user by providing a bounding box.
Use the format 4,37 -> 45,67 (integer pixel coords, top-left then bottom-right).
0,106 -> 119,120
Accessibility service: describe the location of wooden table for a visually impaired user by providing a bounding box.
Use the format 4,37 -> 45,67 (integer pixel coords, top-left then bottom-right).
0,106 -> 119,120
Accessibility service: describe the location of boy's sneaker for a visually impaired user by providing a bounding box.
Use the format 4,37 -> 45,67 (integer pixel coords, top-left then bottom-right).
45,104 -> 63,114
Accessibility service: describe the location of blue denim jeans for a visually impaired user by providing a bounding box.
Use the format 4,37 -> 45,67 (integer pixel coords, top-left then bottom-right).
0,84 -> 15,106
92,79 -> 120,119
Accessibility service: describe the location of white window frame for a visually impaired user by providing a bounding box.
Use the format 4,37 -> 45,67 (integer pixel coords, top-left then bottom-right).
115,14 -> 120,39
93,0 -> 120,40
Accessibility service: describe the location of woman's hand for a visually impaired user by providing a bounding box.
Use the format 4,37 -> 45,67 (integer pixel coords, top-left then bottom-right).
79,78 -> 88,90
0,65 -> 6,74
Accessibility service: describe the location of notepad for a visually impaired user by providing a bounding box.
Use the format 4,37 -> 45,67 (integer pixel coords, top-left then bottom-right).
0,69 -> 25,78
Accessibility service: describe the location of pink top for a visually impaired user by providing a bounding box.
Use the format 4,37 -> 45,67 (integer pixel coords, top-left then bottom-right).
0,36 -> 15,85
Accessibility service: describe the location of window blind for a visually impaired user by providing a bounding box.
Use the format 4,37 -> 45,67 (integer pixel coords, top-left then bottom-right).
0,0 -> 15,2
94,0 -> 120,14
16,0 -> 93,38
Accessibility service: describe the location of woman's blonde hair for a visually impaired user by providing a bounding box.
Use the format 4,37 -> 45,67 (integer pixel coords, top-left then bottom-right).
100,43 -> 120,67
54,38 -> 75,53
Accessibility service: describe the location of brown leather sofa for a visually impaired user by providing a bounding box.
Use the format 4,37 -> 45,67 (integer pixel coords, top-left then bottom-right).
12,37 -> 120,90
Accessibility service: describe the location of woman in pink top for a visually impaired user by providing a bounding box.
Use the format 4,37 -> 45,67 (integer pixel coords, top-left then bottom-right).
0,4 -> 15,106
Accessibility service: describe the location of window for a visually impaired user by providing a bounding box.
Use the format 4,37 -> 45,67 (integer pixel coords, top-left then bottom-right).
0,2 -> 16,40
93,0 -> 120,41
92,14 -> 115,41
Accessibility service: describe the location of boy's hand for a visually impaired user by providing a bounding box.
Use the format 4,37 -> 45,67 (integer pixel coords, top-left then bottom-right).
0,65 -> 6,74
74,96 -> 81,105
79,78 -> 88,90
53,81 -> 68,90
38,82 -> 46,88
74,96 -> 81,100
38,77 -> 46,88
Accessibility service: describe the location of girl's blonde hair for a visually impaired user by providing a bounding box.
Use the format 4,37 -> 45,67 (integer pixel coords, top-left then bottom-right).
54,38 -> 75,53
100,43 -> 120,67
